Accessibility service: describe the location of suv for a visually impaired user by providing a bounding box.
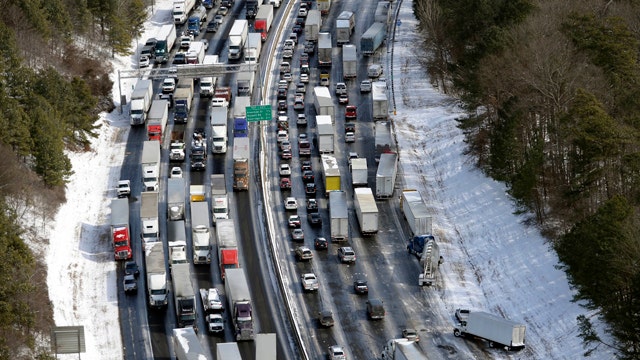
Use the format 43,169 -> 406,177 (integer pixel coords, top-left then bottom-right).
295,246 -> 313,261
297,113 -> 307,126
366,298 -> 385,319
123,274 -> 138,294
117,180 -> 131,198
360,80 -> 372,93
335,82 -> 347,95
124,261 -> 139,277
338,247 -> 356,263
319,309 -> 334,327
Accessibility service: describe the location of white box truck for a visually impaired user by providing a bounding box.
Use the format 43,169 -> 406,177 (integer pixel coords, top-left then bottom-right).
140,191 -> 159,243
236,71 -> 255,97
342,44 -> 357,79
146,99 -> 169,141
372,81 -> 388,120
217,342 -> 242,360
141,140 -> 160,191
305,10 -> 321,42
400,190 -> 432,236
454,311 -> 526,351
350,158 -> 368,187
244,32 -> 262,63
316,115 -> 334,154
329,191 -> 348,242
130,79 -> 153,126
336,11 -> 355,45
318,32 -> 332,66
173,0 -> 196,24
210,106 -> 229,154
190,201 -> 211,264
200,55 -> 219,97
354,187 -> 378,235
228,20 -> 249,60
313,86 -> 334,120
376,152 -> 397,199
210,174 -> 229,223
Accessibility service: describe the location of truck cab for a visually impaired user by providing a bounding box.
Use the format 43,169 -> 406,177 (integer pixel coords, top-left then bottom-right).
117,180 -> 131,198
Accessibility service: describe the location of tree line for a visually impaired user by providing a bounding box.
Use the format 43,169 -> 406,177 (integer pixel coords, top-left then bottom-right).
414,0 -> 640,357
0,0 -> 147,358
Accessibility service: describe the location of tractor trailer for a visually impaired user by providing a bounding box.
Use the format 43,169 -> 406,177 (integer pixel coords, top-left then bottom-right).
354,187 -> 379,235
144,241 -> 168,308
225,268 -> 254,341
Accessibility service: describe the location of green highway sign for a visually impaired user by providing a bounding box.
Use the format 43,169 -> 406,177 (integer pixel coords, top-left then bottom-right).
246,105 -> 272,122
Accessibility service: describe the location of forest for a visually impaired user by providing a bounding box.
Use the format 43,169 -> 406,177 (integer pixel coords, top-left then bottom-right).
0,0 -> 146,358
413,0 -> 640,358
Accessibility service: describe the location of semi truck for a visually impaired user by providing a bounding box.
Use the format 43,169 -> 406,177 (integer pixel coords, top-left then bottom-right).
236,71 -> 255,96
246,0 -> 259,19
342,44 -> 357,79
190,201 -> 211,265
372,81 -> 389,120
376,152 -> 398,199
317,0 -> 331,15
141,140 -> 161,191
210,106 -> 229,154
154,24 -> 177,63
350,157 -> 368,187
172,263 -> 197,330
167,178 -> 186,220
316,115 -> 334,154
244,32 -> 262,63
172,327 -> 206,360
321,154 -> 341,196
400,190 -> 433,237
187,5 -> 207,36
174,80 -> 194,124
144,241 -> 168,308
336,11 -> 355,45
140,191 -> 159,243
217,342 -> 242,360
185,41 -> 205,64
233,137 -> 250,191
130,79 -> 153,126
211,174 -> 229,223
225,268 -> 254,341
146,99 -> 169,141
313,86 -> 334,120
169,125 -> 185,161
255,5 -> 273,42
375,121 -> 393,163
173,0 -> 196,24
304,10 -> 321,42
381,339 -> 428,360
329,191 -> 348,242
200,55 -> 219,97
454,311 -> 526,351
375,1 -> 391,25
228,20 -> 249,60
318,32 -> 332,66
361,22 -> 386,56
216,218 -> 239,281
354,187 -> 379,235
168,222 -> 188,265
418,237 -> 440,286
111,198 -> 132,260
233,96 -> 251,119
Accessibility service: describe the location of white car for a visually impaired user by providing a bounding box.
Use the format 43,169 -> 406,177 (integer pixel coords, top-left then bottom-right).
280,163 -> 292,176
300,73 -> 309,83
345,132 -> 355,143
205,288 -> 223,311
298,7 -> 308,17
139,55 -> 150,68
170,167 -> 183,178
280,140 -> 292,152
277,130 -> 289,143
335,82 -> 347,95
360,80 -> 372,93
284,197 -> 297,210
301,273 -> 319,291
162,78 -> 176,93
328,345 -> 347,360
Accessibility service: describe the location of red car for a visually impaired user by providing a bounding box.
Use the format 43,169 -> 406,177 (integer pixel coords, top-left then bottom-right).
345,105 -> 357,119
280,177 -> 292,190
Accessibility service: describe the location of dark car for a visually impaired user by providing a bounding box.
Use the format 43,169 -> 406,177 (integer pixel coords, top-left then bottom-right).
293,24 -> 303,34
206,21 -> 219,33
353,279 -> 368,294
306,198 -> 318,213
302,170 -> 315,183
305,183 -> 316,197
366,298 -> 385,320
314,237 -> 328,250
300,52 -> 309,64
303,41 -> 315,54
125,261 -> 140,278
301,160 -> 312,172
319,309 -> 334,327
173,52 -> 186,65
295,17 -> 306,26
277,88 -> 287,100
345,122 -> 356,134
308,212 -> 322,226
144,38 -> 157,53
278,100 -> 287,111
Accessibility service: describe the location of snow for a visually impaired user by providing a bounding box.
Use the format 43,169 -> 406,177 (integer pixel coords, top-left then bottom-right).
39,0 -> 612,358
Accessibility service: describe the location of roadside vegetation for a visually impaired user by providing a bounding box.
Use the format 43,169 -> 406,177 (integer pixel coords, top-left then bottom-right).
413,0 -> 640,357
0,0 -> 147,358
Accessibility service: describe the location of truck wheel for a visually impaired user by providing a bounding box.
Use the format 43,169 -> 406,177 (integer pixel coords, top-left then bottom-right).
488,341 -> 495,348
453,329 -> 461,337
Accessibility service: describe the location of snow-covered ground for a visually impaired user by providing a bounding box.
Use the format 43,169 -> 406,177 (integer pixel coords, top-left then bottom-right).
41,0 -> 612,358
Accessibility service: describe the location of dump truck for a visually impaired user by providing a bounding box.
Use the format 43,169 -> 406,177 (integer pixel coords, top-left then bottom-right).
336,11 -> 355,45
140,191 -> 159,243
321,154 -> 341,196
305,10 -> 321,42
130,79 -> 153,126
146,100 -> 168,141
329,191 -> 349,242
216,218 -> 239,281
418,237 -> 441,286
342,44 -> 357,79
172,263 -> 197,330
354,187 -> 379,235
361,22 -> 386,56
169,127 -> 186,161
211,174 -> 229,224
233,137 -> 250,191
141,140 -> 160,191
155,24 -> 177,63
255,5 -> 274,42
318,32 -> 332,67
313,86 -> 334,120
144,241 -> 168,308
111,198 -> 132,260
167,178 -> 186,220
400,190 -> 433,237
350,157 -> 368,187
454,311 -> 526,351
316,115 -> 334,154
225,268 -> 254,341
210,106 -> 229,154
376,152 -> 398,199
372,81 -> 388,120
190,201 -> 211,265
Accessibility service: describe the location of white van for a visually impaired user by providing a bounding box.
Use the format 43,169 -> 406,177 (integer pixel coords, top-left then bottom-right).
367,64 -> 383,78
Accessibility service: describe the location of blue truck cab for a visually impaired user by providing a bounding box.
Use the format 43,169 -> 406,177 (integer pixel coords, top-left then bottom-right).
233,118 -> 248,138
